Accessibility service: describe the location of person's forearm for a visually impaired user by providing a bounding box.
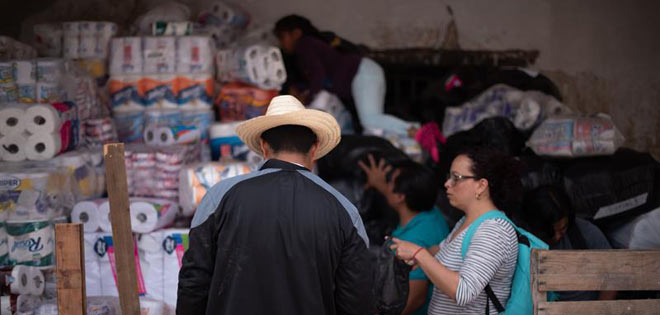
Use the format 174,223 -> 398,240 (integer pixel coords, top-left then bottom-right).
414,249 -> 459,301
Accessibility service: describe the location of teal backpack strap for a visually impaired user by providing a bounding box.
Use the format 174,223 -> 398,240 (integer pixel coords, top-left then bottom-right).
460,210 -> 509,260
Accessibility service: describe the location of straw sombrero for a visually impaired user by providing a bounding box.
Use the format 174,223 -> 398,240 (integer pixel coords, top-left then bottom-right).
235,95 -> 341,160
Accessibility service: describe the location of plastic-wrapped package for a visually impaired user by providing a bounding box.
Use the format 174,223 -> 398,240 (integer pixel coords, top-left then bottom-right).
442,84 -> 572,137
178,160 -> 255,216
215,82 -> 277,121
133,1 -> 192,35
527,113 -> 625,157
215,44 -> 286,90
308,90 -> 354,134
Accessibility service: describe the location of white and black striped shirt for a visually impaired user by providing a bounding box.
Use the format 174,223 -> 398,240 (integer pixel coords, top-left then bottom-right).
428,217 -> 518,315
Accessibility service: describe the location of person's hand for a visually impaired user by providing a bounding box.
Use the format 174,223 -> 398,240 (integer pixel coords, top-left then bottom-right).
358,154 -> 398,194
389,237 -> 424,265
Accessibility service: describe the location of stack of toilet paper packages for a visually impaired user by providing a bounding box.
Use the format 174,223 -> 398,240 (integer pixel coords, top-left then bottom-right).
0,102 -> 79,161
83,117 -> 117,145
196,1 -> 250,48
82,228 -> 188,308
72,198 -> 178,235
109,36 -> 215,111
0,58 -> 68,105
125,144 -> 197,201
5,267 -> 58,314
215,82 -> 278,121
216,44 -> 286,90
62,21 -> 118,59
179,160 -> 255,216
0,165 -> 75,223
6,265 -> 47,295
114,108 -> 213,144
0,36 -> 37,61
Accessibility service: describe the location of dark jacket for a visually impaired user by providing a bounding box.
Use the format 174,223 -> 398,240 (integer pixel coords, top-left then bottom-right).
295,35 -> 362,101
177,159 -> 375,315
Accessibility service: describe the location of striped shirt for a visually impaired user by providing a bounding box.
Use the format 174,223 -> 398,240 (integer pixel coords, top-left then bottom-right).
428,217 -> 518,315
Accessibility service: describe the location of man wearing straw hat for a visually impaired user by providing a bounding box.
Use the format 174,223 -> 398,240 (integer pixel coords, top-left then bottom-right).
177,95 -> 375,315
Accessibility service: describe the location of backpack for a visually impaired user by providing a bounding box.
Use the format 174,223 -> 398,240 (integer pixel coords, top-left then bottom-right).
460,210 -> 549,315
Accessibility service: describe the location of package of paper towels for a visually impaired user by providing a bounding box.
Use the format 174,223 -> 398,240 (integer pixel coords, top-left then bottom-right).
162,228 -> 189,307
130,199 -> 178,233
137,231 -> 164,301
179,161 -> 254,216
6,219 -> 54,267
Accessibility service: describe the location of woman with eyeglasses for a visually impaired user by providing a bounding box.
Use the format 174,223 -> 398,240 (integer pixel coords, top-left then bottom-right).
389,148 -> 522,314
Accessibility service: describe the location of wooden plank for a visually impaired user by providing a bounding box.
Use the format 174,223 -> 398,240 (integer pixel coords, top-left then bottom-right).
55,223 -> 86,315
535,250 -> 660,291
531,249 -> 546,315
104,143 -> 140,315
538,300 -> 660,315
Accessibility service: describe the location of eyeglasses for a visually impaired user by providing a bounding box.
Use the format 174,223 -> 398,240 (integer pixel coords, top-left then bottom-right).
446,172 -> 479,187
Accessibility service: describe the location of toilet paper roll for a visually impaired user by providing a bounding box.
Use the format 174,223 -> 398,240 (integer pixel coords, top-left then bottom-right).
28,266 -> 45,295
143,37 -> 176,74
176,36 -> 214,73
0,105 -> 26,136
143,125 -> 160,146
13,60 -> 36,84
154,126 -> 200,146
0,222 -> 8,265
0,133 -> 29,162
10,265 -> 31,294
35,59 -> 64,83
162,228 -> 189,306
17,84 -> 37,104
63,34 -> 80,59
98,201 -> 112,232
0,83 -> 18,103
109,37 -> 143,75
79,22 -> 97,58
6,219 -> 54,267
25,132 -> 62,160
0,62 -> 14,83
130,199 -> 178,233
72,200 -> 105,232
137,231 -> 164,301
25,103 -> 73,134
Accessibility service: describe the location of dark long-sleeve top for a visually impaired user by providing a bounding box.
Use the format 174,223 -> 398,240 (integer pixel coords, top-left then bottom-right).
295,35 -> 362,100
177,159 -> 375,315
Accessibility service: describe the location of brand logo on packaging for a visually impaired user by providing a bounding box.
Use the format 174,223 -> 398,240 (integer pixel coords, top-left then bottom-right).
163,235 -> 176,254
0,176 -> 20,191
11,237 -> 44,253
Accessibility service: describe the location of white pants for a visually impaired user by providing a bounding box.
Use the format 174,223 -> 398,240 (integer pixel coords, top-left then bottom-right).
351,57 -> 419,135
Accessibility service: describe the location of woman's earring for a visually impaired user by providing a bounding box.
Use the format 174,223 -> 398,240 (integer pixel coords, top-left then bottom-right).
475,193 -> 481,200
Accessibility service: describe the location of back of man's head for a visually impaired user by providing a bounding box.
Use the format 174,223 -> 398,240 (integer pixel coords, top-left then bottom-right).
260,124 -> 318,155
392,160 -> 439,212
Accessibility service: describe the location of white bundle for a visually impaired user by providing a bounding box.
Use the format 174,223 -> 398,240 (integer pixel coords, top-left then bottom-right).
216,44 -> 286,90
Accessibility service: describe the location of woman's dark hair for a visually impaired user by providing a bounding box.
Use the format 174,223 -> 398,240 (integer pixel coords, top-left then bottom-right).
458,148 -> 523,215
391,160 -> 439,212
274,15 -> 320,37
260,125 -> 318,154
520,185 -> 574,243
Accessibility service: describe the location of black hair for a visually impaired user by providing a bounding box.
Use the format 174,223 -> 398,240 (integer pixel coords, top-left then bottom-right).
520,185 -> 574,243
260,125 -> 318,155
458,148 -> 523,215
391,160 -> 439,212
273,15 -> 320,37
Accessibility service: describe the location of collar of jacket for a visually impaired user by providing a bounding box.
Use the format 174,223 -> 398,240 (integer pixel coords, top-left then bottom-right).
260,159 -> 310,172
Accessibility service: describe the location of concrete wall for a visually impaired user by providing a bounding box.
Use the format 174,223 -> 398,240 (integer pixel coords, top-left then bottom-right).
8,0 -> 659,155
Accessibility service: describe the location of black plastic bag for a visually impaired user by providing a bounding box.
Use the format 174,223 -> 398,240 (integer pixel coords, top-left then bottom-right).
371,244 -> 412,315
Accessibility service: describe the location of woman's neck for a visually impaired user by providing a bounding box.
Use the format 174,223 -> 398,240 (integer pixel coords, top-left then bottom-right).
463,200 -> 498,226
397,205 -> 418,227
